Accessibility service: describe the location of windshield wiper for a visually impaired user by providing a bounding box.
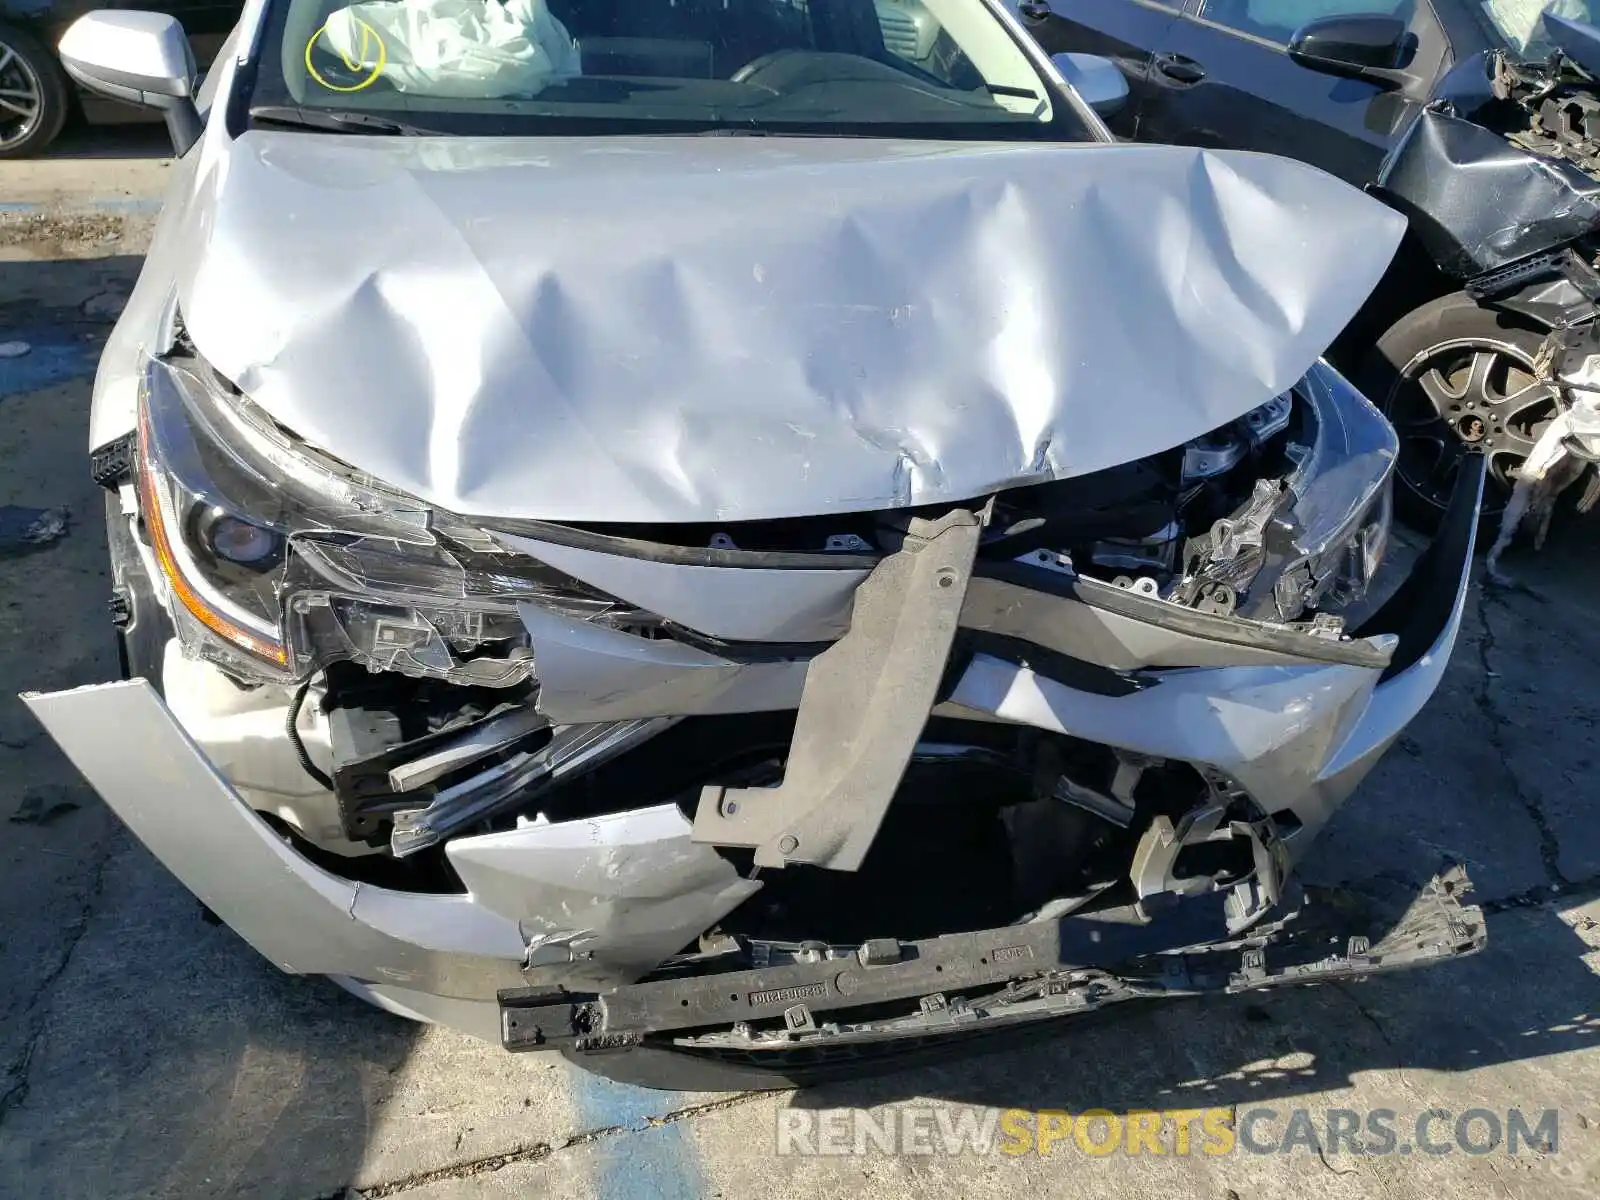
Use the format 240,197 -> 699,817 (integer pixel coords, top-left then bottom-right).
688,127 -> 790,136
248,104 -> 447,136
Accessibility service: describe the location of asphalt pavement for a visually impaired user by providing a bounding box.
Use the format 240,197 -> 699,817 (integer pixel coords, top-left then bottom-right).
0,135 -> 1597,1200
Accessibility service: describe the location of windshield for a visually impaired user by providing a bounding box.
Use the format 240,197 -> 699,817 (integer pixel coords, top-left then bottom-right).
1479,0 -> 1597,53
245,0 -> 1090,139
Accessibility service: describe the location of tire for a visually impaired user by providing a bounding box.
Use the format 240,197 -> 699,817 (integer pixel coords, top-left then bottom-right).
1359,291 -> 1557,534
0,21 -> 71,158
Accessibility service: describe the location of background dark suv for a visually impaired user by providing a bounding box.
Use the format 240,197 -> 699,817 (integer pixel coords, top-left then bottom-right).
0,0 -> 237,156
1016,0 -> 1535,184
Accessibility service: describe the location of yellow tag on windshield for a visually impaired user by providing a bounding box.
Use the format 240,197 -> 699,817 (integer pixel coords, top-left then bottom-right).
305,17 -> 387,93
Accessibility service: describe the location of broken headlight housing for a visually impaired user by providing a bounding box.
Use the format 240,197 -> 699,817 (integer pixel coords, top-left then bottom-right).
1166,361 -> 1397,624
135,354 -> 621,684
1066,361 -> 1396,625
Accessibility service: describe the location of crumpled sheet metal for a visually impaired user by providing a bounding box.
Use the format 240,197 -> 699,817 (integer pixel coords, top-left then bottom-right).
445,803 -> 763,987
179,132 -> 1404,523
1376,103 -> 1600,278
516,601 -> 808,723
947,652 -> 1380,784
946,651 -> 1385,858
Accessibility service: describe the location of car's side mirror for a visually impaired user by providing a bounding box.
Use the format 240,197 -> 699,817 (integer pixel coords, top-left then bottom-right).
58,11 -> 203,155
1287,14 -> 1413,87
1050,52 -> 1130,118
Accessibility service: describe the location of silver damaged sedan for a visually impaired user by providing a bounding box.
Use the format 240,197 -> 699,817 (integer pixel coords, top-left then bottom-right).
27,0 -> 1486,1088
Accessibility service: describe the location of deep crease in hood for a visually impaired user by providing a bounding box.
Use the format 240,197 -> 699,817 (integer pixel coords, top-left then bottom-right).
178,132 -> 1404,523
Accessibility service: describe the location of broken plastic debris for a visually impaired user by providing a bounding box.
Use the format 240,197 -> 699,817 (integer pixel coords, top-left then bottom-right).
0,506 -> 69,556
82,291 -> 128,321
1485,396 -> 1600,584
9,788 -> 81,826
0,341 -> 30,359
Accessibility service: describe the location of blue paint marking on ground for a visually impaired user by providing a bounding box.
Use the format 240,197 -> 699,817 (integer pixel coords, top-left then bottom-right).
0,335 -> 98,399
0,198 -> 161,214
570,1071 -> 705,1200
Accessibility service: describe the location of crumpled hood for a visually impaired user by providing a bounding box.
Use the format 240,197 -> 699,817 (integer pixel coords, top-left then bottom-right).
180,131 -> 1404,523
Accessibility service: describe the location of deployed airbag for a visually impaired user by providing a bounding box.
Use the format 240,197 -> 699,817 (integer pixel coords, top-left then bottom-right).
322,0 -> 580,97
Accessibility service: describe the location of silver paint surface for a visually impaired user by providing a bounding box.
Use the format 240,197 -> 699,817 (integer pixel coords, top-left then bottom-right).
445,804 -> 763,987
497,530 -> 869,642
516,602 -> 809,723
21,680 -> 528,995
40,107 -> 1454,1040
176,132 -> 1405,523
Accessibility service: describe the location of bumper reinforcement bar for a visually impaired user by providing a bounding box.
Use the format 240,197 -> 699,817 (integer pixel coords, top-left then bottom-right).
499,868 -> 1483,1053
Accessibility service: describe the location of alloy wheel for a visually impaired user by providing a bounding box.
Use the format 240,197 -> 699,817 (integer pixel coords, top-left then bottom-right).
0,38 -> 44,152
1387,337 -> 1557,516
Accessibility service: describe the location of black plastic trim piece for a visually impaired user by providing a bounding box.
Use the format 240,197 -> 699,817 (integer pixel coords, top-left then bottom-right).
90,434 -> 136,490
103,490 -> 169,691
954,630 -> 1150,697
489,517 -> 880,571
1464,250 -> 1565,300
974,560 -> 1393,669
500,889 -> 1252,1050
1353,455 -> 1484,682
504,870 -> 1484,1067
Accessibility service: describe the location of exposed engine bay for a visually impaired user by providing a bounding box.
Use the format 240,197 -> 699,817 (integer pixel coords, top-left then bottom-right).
1496,42 -> 1600,171
125,349 -> 1387,888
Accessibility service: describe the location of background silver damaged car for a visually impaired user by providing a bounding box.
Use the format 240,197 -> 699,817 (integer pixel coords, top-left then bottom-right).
23,0 -> 1483,1085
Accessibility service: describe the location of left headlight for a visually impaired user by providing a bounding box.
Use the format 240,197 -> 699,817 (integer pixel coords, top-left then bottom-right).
136,354 -> 624,684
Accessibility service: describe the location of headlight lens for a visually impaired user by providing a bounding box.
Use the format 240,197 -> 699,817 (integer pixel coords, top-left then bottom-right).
136,354 -> 626,684
198,510 -> 281,565
137,383 -> 292,668
1267,359 -> 1398,621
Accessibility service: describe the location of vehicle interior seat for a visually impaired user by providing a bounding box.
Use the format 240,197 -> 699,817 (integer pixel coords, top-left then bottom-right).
544,0 -> 891,79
